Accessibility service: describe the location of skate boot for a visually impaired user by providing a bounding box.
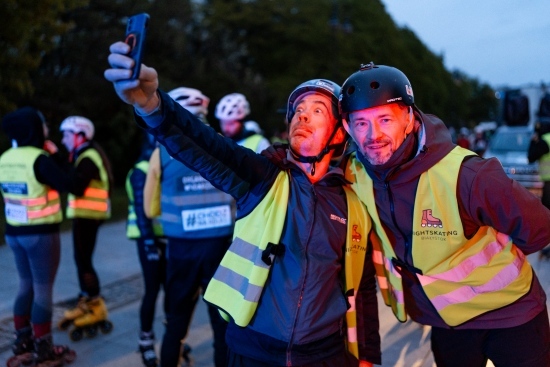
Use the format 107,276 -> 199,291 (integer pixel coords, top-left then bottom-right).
57,296 -> 89,331
69,296 -> 113,341
138,331 -> 157,367
32,334 -> 76,367
6,327 -> 33,367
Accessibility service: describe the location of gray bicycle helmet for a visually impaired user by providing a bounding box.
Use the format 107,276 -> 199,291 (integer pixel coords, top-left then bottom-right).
286,79 -> 341,124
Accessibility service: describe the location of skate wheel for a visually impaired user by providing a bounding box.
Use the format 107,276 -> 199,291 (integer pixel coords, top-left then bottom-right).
58,318 -> 73,331
84,325 -> 98,338
69,328 -> 83,342
7,354 -> 32,367
99,320 -> 113,334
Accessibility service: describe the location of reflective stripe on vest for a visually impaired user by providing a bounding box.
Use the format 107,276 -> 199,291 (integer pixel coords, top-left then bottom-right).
126,160 -> 163,238
204,171 -> 370,359
538,133 -> 550,180
67,148 -> 110,219
0,147 -> 63,225
204,171 -> 288,326
346,146 -> 533,326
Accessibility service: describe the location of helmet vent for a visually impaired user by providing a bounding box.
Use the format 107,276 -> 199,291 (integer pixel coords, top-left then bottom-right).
346,86 -> 356,95
370,81 -> 380,89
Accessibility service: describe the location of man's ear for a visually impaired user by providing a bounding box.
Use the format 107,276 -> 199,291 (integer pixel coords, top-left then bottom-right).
342,118 -> 351,134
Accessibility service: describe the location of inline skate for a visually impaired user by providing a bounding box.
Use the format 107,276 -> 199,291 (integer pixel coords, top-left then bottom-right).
138,331 -> 158,367
6,327 -> 33,367
68,296 -> 113,341
57,296 -> 89,331
32,334 -> 76,367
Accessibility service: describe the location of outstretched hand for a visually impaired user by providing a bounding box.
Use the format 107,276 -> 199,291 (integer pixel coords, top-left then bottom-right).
104,41 -> 160,115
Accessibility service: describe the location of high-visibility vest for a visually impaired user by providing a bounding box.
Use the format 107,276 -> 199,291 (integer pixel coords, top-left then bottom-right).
240,134 -> 264,152
67,148 -> 111,219
203,171 -> 371,358
0,146 -> 62,226
346,146 -> 533,327
538,133 -> 550,180
159,146 -> 235,239
125,160 -> 163,239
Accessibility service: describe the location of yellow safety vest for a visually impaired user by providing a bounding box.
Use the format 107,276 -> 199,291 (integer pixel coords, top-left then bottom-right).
126,160 -> 163,238
67,148 -> 111,219
538,133 -> 550,180
346,146 -> 534,326
241,134 -> 264,152
204,171 -> 371,358
0,147 -> 62,226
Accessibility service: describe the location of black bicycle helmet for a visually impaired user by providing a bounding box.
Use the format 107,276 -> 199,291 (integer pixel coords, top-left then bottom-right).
339,62 -> 414,118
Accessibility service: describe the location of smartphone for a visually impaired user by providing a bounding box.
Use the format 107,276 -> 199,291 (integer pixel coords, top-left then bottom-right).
124,13 -> 149,80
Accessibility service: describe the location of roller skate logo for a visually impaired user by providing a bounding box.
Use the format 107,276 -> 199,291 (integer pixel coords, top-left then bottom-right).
58,296 -> 113,341
352,224 -> 362,242
421,209 -> 443,228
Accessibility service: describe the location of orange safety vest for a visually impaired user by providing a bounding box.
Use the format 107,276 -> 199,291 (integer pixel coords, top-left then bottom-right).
67,148 -> 111,219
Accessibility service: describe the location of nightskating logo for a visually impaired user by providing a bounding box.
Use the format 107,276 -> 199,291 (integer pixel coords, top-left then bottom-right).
421,209 -> 442,228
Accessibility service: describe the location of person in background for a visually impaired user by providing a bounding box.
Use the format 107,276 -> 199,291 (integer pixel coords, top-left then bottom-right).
0,107 -> 76,366
144,87 -> 232,367
105,41 -> 382,366
57,116 -> 114,337
215,93 -> 270,153
126,132 -> 166,367
456,130 -> 470,150
528,120 -> 550,260
340,62 -> 550,367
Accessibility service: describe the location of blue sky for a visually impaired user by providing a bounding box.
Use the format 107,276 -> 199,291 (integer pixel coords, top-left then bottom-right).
381,0 -> 550,89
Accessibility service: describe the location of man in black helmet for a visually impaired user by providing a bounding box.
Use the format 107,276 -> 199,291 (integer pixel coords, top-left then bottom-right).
105,41 -> 381,366
340,62 -> 550,367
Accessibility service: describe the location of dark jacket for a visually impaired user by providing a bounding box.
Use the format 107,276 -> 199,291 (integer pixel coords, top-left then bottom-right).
136,90 -> 381,365
351,107 -> 550,329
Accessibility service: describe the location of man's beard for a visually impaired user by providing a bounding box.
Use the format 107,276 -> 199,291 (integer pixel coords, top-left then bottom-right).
366,149 -> 392,165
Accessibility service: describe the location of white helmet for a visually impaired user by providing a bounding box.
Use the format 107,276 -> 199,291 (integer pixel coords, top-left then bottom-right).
168,87 -> 210,117
215,93 -> 250,121
59,116 -> 95,140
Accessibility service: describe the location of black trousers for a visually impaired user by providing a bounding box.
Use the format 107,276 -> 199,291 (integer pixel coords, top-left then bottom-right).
72,218 -> 103,297
136,237 -> 166,332
160,236 -> 230,367
431,308 -> 550,367
227,347 -> 359,367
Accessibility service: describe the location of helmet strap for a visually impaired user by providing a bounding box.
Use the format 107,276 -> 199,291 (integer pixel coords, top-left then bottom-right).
288,123 -> 344,176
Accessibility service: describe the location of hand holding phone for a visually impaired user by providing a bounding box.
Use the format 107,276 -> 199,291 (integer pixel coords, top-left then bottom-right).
124,13 -> 149,80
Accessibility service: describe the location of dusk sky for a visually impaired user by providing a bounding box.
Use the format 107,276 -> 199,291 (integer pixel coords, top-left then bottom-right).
381,0 -> 550,89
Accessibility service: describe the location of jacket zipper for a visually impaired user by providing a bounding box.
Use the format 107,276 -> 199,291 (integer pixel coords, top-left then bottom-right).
286,185 -> 317,366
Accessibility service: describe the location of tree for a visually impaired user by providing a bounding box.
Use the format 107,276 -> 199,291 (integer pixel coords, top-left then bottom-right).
0,0 -> 88,115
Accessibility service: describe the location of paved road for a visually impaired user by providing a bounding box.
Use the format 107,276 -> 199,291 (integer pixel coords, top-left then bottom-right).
0,220 -> 548,366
